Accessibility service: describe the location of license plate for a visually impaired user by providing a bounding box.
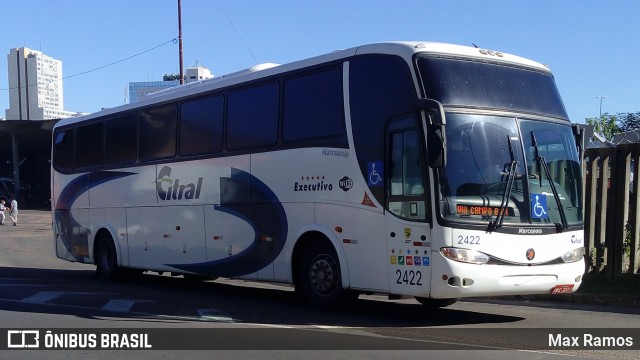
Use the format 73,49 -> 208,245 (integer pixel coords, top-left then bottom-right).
551,284 -> 574,294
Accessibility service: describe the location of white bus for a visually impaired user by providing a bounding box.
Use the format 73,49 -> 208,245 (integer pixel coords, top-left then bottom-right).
52,42 -> 585,308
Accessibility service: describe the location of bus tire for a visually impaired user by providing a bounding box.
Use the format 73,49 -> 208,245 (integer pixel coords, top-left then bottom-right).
415,297 -> 458,308
95,233 -> 119,279
297,240 -> 355,308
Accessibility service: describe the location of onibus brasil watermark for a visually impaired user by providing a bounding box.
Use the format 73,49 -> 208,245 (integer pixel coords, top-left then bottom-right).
7,330 -> 151,349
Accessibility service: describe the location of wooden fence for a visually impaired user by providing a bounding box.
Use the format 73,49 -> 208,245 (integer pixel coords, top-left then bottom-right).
584,144 -> 640,277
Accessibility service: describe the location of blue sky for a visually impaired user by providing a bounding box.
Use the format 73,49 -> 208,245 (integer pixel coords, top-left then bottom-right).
1,0 -> 638,123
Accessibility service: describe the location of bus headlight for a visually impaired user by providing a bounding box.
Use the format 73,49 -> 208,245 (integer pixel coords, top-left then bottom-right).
440,247 -> 490,265
562,247 -> 585,263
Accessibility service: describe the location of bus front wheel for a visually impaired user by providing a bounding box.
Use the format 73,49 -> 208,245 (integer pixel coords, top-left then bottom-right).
96,233 -> 119,279
297,241 -> 355,308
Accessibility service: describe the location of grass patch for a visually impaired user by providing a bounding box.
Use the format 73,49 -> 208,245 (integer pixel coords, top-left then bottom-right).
578,273 -> 640,296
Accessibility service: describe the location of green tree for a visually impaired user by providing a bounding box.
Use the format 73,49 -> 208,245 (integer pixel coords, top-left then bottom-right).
585,114 -> 620,141
618,111 -> 640,132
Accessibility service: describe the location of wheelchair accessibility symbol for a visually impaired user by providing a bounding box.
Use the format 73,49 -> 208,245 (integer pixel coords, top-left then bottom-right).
530,194 -> 548,219
367,161 -> 383,187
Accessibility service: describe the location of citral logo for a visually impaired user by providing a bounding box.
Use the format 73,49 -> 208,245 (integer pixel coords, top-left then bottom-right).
156,166 -> 203,201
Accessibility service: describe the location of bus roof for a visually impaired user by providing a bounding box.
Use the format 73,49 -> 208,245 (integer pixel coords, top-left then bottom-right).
55,41 -> 550,128
357,41 -> 549,70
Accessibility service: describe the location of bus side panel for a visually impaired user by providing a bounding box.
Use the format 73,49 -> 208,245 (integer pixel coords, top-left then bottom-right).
88,168 -> 156,208
52,169 -> 72,261
54,208 -> 88,263
255,203 -> 276,281
251,148 -> 382,286
54,218 -> 76,262
250,149 -> 359,205
203,204 -> 257,278
203,155 -> 257,279
162,205 -> 207,269
315,203 -> 388,293
73,174 -> 90,209
152,159 -> 219,273
273,203 -> 315,283
72,208 -> 90,259
126,206 -> 170,271
252,149 -> 356,283
53,173 -> 90,263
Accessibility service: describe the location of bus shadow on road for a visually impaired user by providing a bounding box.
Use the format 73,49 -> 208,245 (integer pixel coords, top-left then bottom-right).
0,266 -> 526,327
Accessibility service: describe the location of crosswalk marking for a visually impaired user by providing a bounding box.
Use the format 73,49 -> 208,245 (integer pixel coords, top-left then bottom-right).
101,299 -> 154,312
21,291 -> 97,304
197,308 -> 235,322
7,289 -> 245,322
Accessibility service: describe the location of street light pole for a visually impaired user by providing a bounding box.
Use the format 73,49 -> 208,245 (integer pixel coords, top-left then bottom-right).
178,0 -> 184,85
596,96 -> 606,118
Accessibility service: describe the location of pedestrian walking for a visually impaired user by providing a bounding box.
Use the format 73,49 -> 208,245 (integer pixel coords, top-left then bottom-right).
0,199 -> 6,225
8,194 -> 18,226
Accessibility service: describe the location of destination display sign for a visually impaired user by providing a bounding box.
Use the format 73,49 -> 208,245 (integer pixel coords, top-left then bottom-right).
456,204 -> 513,217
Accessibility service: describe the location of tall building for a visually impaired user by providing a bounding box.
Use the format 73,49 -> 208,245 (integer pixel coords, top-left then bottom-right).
5,47 -> 80,120
128,64 -> 213,103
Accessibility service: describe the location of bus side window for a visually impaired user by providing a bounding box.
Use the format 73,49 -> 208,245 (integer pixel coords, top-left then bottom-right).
227,82 -> 279,150
105,113 -> 138,165
282,67 -> 344,142
139,104 -> 177,161
53,128 -> 75,171
75,122 -> 104,168
179,94 -> 224,156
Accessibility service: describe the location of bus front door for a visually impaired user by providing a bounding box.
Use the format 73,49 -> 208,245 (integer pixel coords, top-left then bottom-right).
385,114 -> 432,297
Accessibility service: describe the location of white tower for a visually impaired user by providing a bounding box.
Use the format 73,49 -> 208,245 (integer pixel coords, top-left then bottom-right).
5,47 -> 77,120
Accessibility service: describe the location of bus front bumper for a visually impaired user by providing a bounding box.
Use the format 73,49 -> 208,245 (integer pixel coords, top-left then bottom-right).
429,253 -> 585,299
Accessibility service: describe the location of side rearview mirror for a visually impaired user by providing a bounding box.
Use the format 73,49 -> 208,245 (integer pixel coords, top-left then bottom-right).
419,99 -> 447,168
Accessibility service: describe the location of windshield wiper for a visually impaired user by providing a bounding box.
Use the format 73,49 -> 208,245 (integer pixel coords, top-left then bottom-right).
530,132 -> 569,230
490,135 -> 518,231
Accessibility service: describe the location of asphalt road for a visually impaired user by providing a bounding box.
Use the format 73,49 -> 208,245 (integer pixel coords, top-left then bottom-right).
1,210 -> 639,360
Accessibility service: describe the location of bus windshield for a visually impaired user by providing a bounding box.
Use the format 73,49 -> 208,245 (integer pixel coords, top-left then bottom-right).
437,113 -> 583,228
416,55 -> 568,119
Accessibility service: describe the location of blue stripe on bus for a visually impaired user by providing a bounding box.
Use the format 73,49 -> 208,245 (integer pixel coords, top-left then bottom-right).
167,168 -> 289,277
55,171 -> 136,210
54,168 -> 287,276
54,171 -> 135,261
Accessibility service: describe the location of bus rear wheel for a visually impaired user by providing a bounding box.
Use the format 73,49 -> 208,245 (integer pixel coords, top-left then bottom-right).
297,241 -> 355,308
96,233 -> 119,279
